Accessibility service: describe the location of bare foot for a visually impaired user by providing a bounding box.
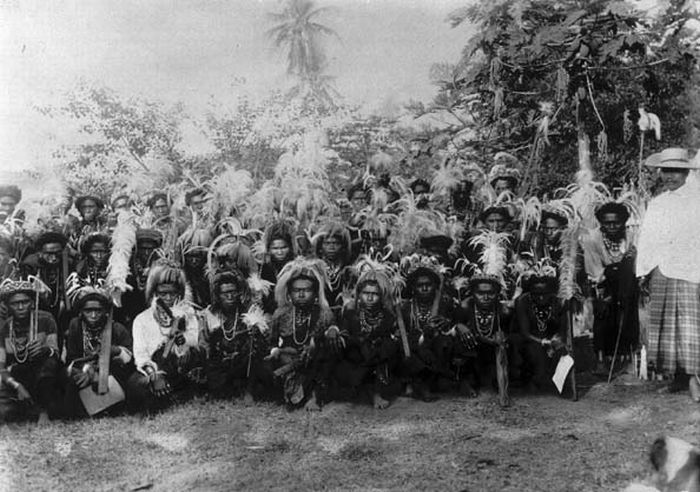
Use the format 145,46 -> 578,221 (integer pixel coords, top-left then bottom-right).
373,393 -> 390,410
37,411 -> 50,426
404,384 -> 413,397
304,393 -> 321,412
242,391 -> 254,405
498,394 -> 512,408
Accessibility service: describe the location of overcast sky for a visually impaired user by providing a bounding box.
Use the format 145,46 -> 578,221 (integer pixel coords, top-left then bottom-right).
0,0 -> 473,172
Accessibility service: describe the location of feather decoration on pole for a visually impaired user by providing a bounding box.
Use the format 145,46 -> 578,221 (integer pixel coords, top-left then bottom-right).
242,304 -> 269,336
105,211 -> 137,307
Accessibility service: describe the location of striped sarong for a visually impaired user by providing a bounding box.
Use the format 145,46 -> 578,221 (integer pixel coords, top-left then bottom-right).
648,268 -> 700,374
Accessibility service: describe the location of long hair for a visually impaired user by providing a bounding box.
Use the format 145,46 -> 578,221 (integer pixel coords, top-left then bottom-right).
311,221 -> 352,264
210,270 -> 251,313
145,261 -> 187,302
274,257 -> 329,310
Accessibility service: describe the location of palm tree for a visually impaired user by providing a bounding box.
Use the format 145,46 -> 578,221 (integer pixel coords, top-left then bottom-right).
267,0 -> 339,103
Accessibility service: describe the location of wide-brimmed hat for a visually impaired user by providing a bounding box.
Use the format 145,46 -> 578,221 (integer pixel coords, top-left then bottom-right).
644,148 -> 696,169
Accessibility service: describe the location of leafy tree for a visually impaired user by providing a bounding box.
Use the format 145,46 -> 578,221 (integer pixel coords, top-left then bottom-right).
421,0 -> 699,195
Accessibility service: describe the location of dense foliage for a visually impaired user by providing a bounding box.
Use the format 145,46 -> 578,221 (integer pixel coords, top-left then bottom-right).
421,0 -> 699,194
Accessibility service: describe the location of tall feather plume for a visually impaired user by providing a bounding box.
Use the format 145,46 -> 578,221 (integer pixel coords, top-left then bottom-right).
468,231 -> 510,292
430,155 -> 465,197
105,211 -> 137,306
204,164 -> 253,220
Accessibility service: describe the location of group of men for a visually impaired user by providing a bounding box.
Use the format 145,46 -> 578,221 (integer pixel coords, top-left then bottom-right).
0,146 -> 698,423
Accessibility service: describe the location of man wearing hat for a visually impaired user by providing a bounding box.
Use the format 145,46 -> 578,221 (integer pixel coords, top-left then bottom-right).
0,279 -> 63,423
637,148 -> 700,400
0,185 -> 22,224
63,286 -> 134,418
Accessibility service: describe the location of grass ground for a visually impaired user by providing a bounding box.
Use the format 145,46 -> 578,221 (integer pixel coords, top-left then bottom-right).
0,380 -> 696,492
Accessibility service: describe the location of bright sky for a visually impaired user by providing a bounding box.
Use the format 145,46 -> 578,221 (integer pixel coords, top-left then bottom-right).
0,0 -> 472,172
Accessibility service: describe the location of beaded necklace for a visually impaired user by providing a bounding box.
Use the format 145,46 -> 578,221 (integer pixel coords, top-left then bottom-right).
412,301 -> 432,329
82,322 -> 102,356
39,266 -> 61,309
474,307 -> 495,337
292,306 -> 311,346
153,303 -> 174,336
8,315 -> 33,364
359,308 -> 383,334
533,305 -> 552,334
325,260 -> 343,291
220,310 -> 240,342
602,236 -> 625,262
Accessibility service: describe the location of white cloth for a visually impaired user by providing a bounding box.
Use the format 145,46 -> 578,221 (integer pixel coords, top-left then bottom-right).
132,305 -> 200,372
636,171 -> 700,282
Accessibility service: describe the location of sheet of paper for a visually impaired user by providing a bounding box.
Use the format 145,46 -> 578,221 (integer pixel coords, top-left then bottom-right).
552,355 -> 574,394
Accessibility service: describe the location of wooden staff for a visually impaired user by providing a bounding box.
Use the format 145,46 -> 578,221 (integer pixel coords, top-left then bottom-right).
62,248 -> 71,313
566,300 -> 578,401
97,311 -> 113,395
30,290 -> 39,341
494,312 -> 511,407
607,301 -> 625,384
430,274 -> 444,318
394,302 -> 411,358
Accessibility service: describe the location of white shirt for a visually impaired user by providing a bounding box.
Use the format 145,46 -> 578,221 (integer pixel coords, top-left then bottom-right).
636,171 -> 700,282
132,305 -> 200,372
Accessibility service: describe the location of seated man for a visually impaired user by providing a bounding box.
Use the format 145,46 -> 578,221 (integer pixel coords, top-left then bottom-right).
126,261 -> 202,413
398,257 -> 455,401
455,274 -> 511,406
266,258 -> 340,411
63,286 -> 134,418
336,268 -> 399,409
0,279 -> 62,424
200,271 -> 270,400
513,273 -> 567,391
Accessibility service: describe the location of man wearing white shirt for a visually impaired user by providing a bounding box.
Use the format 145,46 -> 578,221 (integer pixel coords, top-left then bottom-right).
637,148 -> 700,400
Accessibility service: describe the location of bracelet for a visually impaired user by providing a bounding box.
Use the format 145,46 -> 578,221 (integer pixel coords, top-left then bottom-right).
6,378 -> 19,390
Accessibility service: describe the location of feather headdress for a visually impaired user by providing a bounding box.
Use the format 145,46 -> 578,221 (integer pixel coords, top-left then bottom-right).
274,257 -> 329,310
431,155 -> 465,197
0,275 -> 51,302
144,258 -> 188,303
310,221 -> 352,264
467,230 -> 511,292
65,273 -> 110,309
388,192 -> 449,256
353,253 -> 404,310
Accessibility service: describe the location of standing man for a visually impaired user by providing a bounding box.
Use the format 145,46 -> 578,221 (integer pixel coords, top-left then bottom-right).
637,148 -> 700,400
